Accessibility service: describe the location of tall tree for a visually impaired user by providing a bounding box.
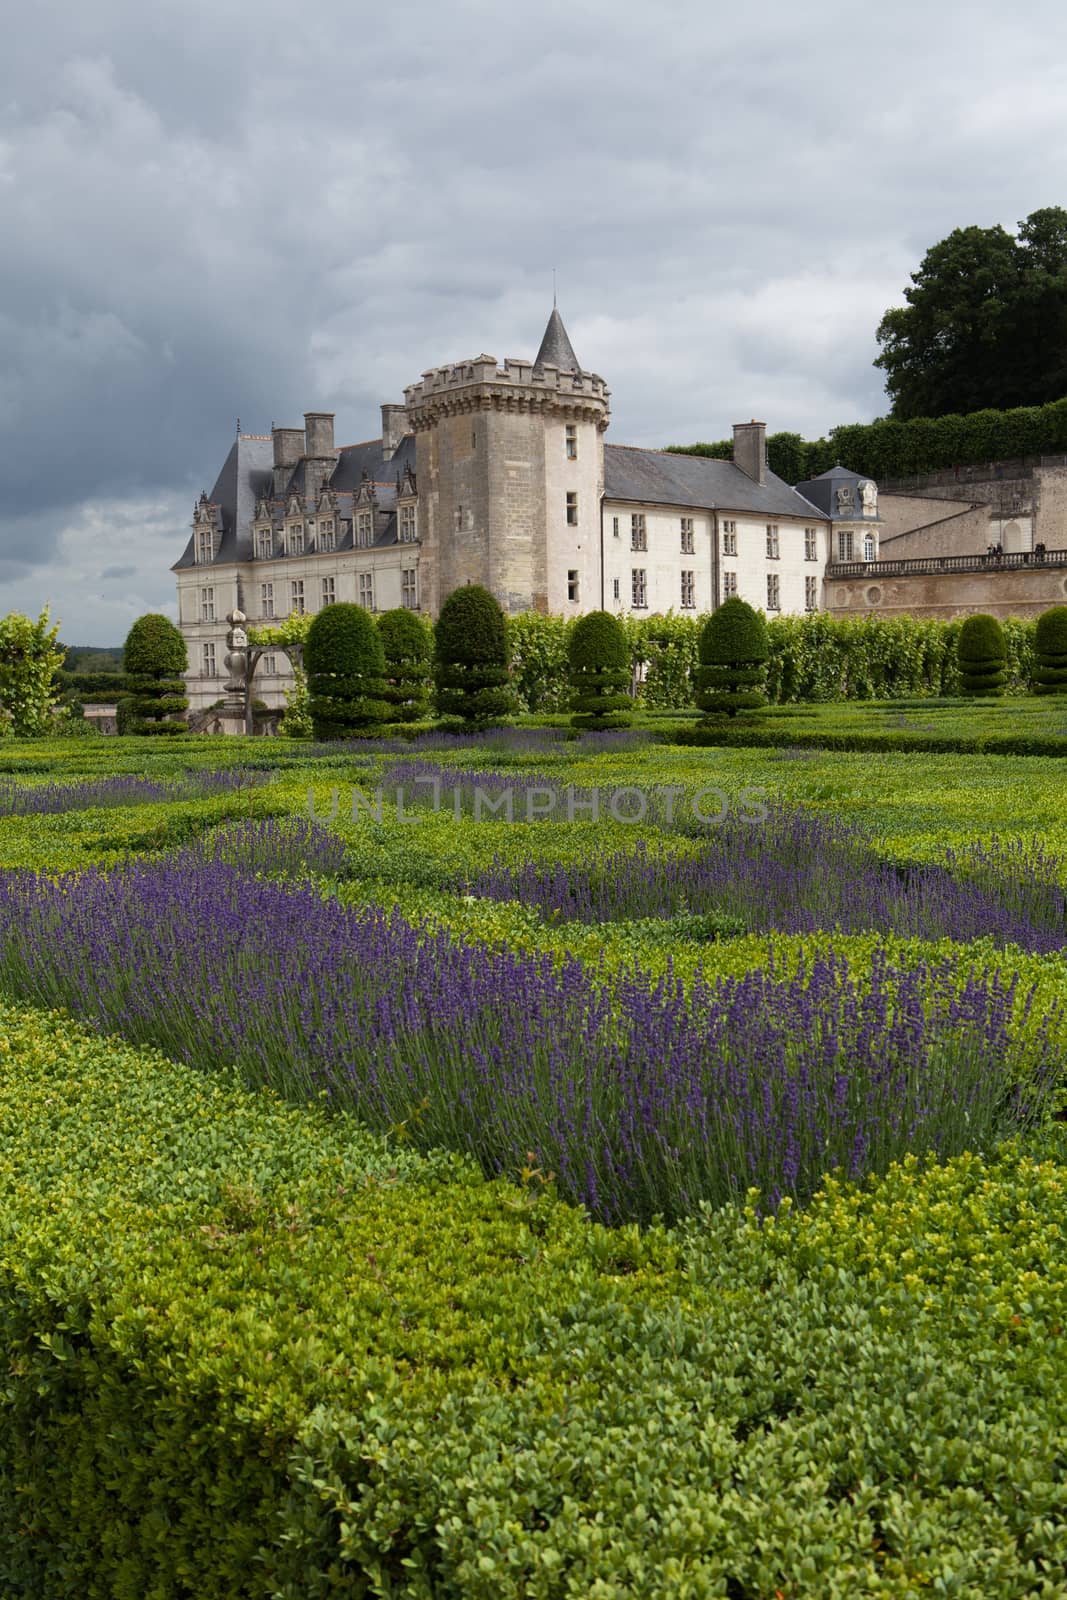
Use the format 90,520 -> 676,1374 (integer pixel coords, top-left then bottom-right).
876,209 -> 1067,419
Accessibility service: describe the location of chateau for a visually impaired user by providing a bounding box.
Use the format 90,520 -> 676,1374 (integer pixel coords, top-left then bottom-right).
174,306 -> 885,713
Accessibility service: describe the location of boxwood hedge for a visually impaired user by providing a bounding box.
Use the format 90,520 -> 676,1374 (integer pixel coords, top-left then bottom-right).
2,1002 -> 1066,1597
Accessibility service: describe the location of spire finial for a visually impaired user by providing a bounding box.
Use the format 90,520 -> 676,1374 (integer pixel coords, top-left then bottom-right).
552,267 -> 557,309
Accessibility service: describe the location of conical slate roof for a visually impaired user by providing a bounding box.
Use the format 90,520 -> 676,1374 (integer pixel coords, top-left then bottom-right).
534,307 -> 581,373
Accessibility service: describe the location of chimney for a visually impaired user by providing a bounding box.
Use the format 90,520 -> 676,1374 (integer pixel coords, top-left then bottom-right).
381,402 -> 409,460
272,424 -> 305,497
733,420 -> 767,485
304,412 -> 336,459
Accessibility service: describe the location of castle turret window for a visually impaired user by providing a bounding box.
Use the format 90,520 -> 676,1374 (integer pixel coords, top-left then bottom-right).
256,527 -> 273,559
260,583 -> 274,619
195,528 -> 214,564
567,570 -> 579,602
200,586 -> 215,622
566,492 -> 578,526
565,424 -> 578,461
399,504 -> 417,542
402,569 -> 418,609
202,642 -> 216,676
356,511 -> 374,547
319,520 -> 336,551
287,523 -> 305,556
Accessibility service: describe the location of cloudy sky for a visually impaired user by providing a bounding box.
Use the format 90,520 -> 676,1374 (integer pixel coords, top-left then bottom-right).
2,0 -> 1067,642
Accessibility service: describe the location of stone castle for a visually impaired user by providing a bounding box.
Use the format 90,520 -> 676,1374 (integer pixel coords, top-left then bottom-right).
174,307 -> 1067,714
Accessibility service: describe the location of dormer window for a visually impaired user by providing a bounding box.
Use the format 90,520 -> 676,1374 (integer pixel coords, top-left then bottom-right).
255,527 -> 273,559
287,523 -> 305,555
319,519 -> 336,551
195,528 -> 214,564
399,503 -> 417,542
356,510 -> 374,547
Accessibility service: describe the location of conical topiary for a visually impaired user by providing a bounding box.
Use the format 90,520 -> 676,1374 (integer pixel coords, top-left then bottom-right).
694,598 -> 769,719
122,613 -> 188,734
957,613 -> 1007,697
1033,606 -> 1067,695
305,603 -> 389,738
568,611 -> 632,731
377,608 -> 433,722
434,585 -> 513,725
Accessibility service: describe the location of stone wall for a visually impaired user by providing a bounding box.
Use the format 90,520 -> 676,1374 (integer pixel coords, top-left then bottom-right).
826,560 -> 1067,621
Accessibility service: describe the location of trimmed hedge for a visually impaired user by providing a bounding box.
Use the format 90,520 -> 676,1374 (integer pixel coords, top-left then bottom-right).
694,598 -> 769,718
435,585 -> 513,724
568,611 -> 632,730
2,1003 -> 1067,1597
1034,606 -> 1067,694
958,613 -> 1008,697
304,603 -> 389,738
376,608 -> 432,722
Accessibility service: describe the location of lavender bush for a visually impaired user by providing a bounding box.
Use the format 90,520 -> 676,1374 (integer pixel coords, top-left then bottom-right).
0,858 -> 1051,1223
0,767 -> 269,817
464,812 -> 1067,954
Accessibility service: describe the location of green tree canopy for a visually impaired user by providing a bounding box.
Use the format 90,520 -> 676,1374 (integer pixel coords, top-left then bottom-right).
377,609 -> 433,723
957,613 -> 1007,698
876,209 -> 1067,419
434,585 -> 512,725
694,598 -> 769,720
567,610 -> 632,731
0,609 -> 65,737
304,604 -> 388,738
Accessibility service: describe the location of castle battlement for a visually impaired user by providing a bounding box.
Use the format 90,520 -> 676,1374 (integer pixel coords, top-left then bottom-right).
405,354 -> 609,408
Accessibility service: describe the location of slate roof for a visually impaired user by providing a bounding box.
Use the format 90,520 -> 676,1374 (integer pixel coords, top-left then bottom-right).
172,433 -> 417,569
793,464 -> 880,522
534,308 -> 581,373
604,445 -> 827,520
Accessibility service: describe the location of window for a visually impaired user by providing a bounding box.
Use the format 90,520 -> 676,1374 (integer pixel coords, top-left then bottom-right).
567,569 -> 579,603
766,524 -> 779,559
805,576 -> 818,612
863,533 -> 875,562
321,576 -> 336,607
612,576 -> 620,601
722,571 -> 738,599
200,586 -> 215,622
837,530 -> 854,562
195,528 -> 214,564
262,652 -> 277,676
319,519 -> 336,551
202,642 -> 216,676
767,573 -> 780,611
402,568 -> 418,610
287,523 -> 305,555
565,424 -> 578,460
260,582 -> 274,620
255,527 -> 273,559
680,517 -> 695,554
631,568 -> 647,608
358,572 -> 375,610
291,580 -> 305,615
804,526 -> 818,561
566,492 -> 578,526
356,511 -> 373,547
722,520 -> 737,556
631,513 -> 647,551
680,570 -> 695,608
612,516 -> 620,539
399,503 -> 417,542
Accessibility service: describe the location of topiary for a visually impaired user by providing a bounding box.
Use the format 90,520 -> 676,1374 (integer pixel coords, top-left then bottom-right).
434,585 -> 513,725
694,599 -> 769,719
304,604 -> 389,738
377,609 -> 433,723
567,611 -> 632,731
122,614 -> 188,733
957,613 -> 1007,697
1033,606 -> 1067,694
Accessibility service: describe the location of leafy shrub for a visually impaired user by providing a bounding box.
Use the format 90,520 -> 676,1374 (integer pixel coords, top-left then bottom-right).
122,613 -> 188,733
1033,605 -> 1067,694
0,609 -> 66,737
568,610 -> 632,730
434,585 -> 513,725
957,613 -> 1008,697
694,598 -> 769,718
377,608 -> 432,722
304,604 -> 388,738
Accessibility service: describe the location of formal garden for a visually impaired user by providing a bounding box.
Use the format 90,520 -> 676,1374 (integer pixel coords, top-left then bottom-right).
0,597 -> 1065,1595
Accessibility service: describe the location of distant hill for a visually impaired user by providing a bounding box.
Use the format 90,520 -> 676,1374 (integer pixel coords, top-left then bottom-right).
59,645 -> 124,674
